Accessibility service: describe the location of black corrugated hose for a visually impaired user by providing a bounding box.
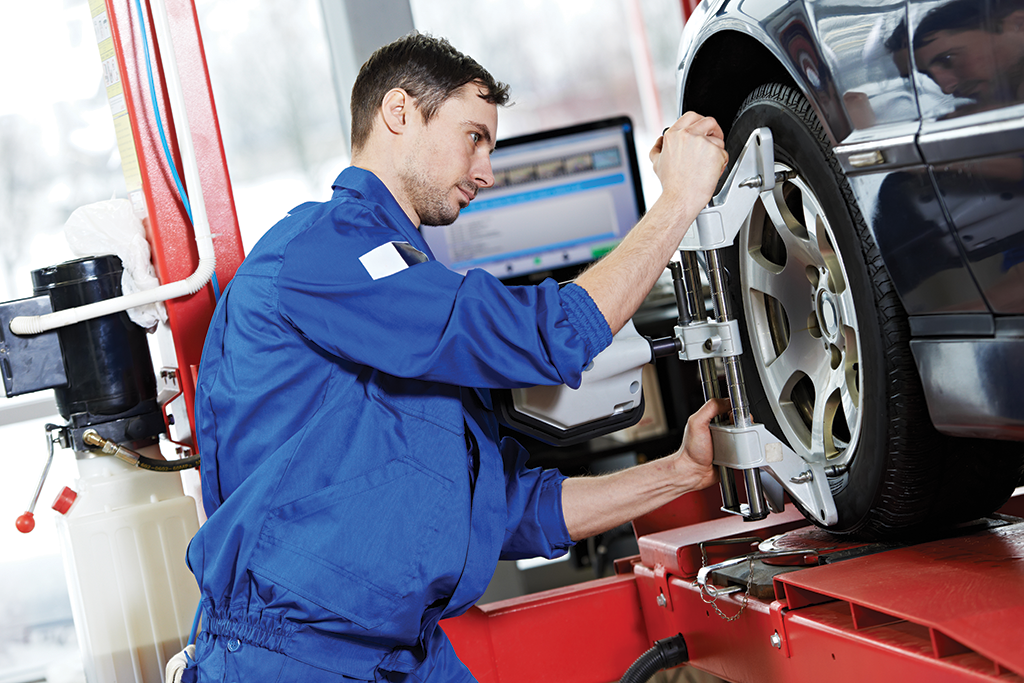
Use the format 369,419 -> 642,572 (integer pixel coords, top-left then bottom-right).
619,633 -> 689,683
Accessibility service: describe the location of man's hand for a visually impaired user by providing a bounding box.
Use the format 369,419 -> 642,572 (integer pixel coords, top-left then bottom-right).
561,398 -> 732,541
651,112 -> 728,214
574,112 -> 728,336
661,397 -> 731,494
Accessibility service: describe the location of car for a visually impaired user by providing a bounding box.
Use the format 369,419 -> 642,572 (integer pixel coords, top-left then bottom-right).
675,0 -> 1024,538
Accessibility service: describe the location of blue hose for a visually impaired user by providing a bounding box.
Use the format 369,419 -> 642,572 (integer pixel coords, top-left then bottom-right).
129,0 -> 221,300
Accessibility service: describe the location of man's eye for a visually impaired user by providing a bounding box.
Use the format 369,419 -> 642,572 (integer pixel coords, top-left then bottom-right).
470,132 -> 481,144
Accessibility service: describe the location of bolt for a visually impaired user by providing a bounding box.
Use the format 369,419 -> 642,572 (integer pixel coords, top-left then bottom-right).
770,632 -> 782,649
790,470 -> 813,484
657,594 -> 667,608
739,175 -> 763,189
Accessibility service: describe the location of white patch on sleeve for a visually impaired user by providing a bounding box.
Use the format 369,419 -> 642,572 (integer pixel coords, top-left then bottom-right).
358,242 -> 428,280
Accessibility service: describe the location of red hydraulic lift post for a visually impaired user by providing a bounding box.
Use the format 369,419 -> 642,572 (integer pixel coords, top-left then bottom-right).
681,0 -> 701,21
97,0 -> 245,438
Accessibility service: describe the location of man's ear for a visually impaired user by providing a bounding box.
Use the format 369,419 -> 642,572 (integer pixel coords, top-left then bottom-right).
380,88 -> 411,134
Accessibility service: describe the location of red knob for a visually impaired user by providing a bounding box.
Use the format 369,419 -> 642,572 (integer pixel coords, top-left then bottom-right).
52,487 -> 78,515
15,512 -> 35,533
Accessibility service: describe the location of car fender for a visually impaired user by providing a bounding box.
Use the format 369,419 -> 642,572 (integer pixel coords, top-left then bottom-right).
677,0 -> 851,147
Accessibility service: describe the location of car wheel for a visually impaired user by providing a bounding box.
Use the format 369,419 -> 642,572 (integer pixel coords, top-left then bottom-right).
721,83 -> 1023,538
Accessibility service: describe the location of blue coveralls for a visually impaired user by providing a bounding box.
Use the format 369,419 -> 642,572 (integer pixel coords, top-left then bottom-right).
186,167 -> 614,681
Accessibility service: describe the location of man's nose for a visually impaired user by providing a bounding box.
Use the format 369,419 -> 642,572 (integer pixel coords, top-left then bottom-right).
932,70 -> 959,94
473,155 -> 495,189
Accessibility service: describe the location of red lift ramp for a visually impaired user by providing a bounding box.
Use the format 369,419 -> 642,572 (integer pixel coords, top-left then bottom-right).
773,520 -> 1024,679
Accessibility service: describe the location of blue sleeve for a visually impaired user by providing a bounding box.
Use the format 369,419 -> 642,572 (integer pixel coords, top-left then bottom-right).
277,208 -> 612,389
498,436 -> 574,560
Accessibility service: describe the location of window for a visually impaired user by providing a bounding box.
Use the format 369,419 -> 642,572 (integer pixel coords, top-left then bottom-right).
195,0 -> 346,251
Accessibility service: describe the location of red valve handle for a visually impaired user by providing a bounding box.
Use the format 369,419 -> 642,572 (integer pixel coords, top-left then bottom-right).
16,511 -> 35,533
20,425 -> 63,535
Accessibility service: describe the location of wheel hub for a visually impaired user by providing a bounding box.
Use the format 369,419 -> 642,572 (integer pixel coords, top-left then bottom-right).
817,288 -> 841,342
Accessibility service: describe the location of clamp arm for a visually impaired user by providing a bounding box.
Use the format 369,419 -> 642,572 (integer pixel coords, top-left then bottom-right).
680,128 -> 776,252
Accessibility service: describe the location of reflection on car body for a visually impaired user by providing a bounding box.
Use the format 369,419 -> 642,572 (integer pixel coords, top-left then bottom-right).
913,0 -> 1024,118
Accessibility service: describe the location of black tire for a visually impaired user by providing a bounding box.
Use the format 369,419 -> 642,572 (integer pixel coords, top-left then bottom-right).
721,83 -> 1023,539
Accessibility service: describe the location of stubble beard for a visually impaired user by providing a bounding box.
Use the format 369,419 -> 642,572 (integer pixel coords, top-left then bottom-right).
399,170 -> 464,227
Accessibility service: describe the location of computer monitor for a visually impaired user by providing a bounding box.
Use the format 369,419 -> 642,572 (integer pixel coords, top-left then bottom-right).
421,116 -> 646,285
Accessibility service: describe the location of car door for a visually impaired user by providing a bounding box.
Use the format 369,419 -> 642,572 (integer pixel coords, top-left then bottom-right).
910,0 -> 1024,316
815,0 -> 986,319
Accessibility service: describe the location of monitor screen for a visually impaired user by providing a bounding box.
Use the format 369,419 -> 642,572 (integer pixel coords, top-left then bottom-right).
421,116 -> 646,285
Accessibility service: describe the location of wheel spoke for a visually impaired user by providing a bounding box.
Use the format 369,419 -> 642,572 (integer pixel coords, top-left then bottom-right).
744,256 -> 812,320
760,187 -> 826,273
809,361 -> 846,458
835,285 -> 859,340
840,375 -> 860,442
816,212 -> 847,295
769,321 -> 822,379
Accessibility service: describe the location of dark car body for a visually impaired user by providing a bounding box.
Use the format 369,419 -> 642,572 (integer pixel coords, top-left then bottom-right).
677,0 -> 1024,442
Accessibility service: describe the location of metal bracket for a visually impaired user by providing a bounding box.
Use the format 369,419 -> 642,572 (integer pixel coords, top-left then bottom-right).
653,564 -> 675,611
680,128 -> 776,252
674,318 -> 742,361
769,600 -> 791,657
710,423 -> 838,526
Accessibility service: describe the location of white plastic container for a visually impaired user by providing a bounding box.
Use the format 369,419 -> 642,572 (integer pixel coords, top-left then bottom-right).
55,449 -> 200,683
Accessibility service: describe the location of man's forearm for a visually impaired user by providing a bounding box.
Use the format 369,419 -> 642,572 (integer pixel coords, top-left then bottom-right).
559,397 -> 728,541
574,195 -> 698,335
573,113 -> 727,335
560,452 -> 706,542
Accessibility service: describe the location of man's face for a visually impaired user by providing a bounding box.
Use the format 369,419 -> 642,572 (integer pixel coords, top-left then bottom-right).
915,18 -> 1024,105
916,28 -> 1002,101
399,82 -> 498,227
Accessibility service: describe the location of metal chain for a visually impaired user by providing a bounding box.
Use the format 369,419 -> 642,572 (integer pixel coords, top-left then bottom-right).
694,556 -> 753,622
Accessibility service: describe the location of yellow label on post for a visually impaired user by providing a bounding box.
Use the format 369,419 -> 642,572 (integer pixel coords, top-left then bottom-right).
89,0 -> 147,217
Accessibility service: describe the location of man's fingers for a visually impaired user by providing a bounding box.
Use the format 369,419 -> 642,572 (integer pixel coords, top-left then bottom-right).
650,134 -> 665,160
692,397 -> 731,426
673,112 -> 723,139
662,111 -> 718,139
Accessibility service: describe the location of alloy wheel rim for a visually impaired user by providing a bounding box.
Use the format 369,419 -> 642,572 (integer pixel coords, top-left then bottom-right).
738,163 -> 862,467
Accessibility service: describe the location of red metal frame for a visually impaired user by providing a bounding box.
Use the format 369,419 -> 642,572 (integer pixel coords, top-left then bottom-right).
104,0 -> 245,440
443,576 -> 650,683
443,490 -> 1024,682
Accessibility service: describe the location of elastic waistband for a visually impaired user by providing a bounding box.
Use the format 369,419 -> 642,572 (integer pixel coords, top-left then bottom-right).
201,602 -> 400,679
204,610 -> 296,654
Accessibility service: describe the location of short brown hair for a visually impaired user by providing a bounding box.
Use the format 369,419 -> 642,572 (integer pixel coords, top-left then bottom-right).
350,33 -> 510,152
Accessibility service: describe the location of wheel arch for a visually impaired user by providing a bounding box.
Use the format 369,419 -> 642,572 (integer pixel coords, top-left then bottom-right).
679,29 -> 849,147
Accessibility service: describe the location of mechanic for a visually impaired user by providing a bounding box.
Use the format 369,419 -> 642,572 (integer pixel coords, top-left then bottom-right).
183,32 -> 729,682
